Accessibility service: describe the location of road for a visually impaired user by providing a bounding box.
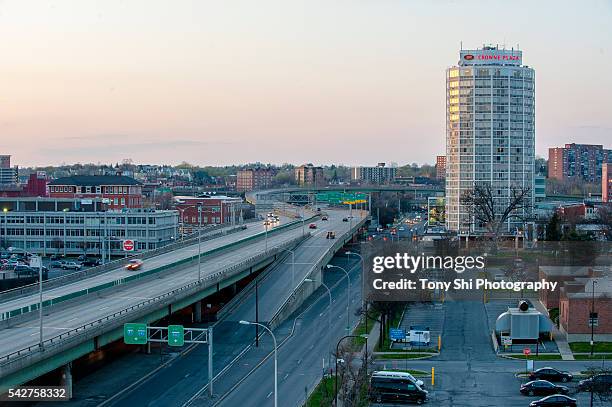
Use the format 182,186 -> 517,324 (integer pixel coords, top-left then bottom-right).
0,219 -> 289,316
42,209 -> 364,406
0,215 -> 321,361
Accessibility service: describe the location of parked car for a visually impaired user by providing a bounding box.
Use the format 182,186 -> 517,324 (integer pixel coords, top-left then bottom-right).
62,262 -> 82,271
13,265 -> 36,275
369,373 -> 428,405
77,254 -> 88,262
50,260 -> 67,268
326,231 -> 335,239
520,380 -> 568,396
308,223 -> 317,229
342,218 -> 348,222
577,373 -> 612,392
49,254 -> 62,261
81,258 -> 101,267
372,371 -> 424,388
528,394 -> 576,407
125,259 -> 144,271
529,367 -> 572,383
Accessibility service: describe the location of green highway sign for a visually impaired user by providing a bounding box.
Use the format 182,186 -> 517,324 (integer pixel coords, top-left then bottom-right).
124,323 -> 147,345
168,325 -> 185,347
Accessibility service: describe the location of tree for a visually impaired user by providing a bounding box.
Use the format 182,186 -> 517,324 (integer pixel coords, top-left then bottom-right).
545,213 -> 562,241
460,183 -> 531,247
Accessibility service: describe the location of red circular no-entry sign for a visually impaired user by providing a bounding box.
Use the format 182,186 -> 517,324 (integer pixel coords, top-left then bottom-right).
123,240 -> 135,251
523,348 -> 531,356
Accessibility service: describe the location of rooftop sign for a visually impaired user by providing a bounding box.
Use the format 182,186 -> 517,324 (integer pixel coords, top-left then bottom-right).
459,49 -> 522,66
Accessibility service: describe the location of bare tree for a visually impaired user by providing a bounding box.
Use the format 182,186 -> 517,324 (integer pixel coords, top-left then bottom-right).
460,183 -> 531,249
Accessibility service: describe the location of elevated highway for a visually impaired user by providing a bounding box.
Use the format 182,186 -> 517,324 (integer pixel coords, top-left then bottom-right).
0,205 -> 367,392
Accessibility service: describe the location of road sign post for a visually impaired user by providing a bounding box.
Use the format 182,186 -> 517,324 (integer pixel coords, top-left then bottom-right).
168,325 -> 185,347
123,324 -> 214,397
124,323 -> 148,345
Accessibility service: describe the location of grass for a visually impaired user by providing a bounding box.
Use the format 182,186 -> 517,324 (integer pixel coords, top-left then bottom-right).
349,309 -> 380,350
569,342 -> 612,353
508,354 -> 563,360
375,353 -> 433,360
305,376 -> 334,407
573,354 -> 612,360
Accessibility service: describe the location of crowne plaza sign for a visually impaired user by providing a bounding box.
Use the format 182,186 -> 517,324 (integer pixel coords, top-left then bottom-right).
459,49 -> 522,66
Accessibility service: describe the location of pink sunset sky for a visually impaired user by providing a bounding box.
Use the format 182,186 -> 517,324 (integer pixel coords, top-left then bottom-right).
2,0 -> 611,167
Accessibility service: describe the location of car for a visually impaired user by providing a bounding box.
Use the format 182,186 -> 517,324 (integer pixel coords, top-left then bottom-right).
577,373 -> 612,392
529,367 -> 572,383
372,370 -> 425,388
308,223 -> 317,229
520,380 -> 569,396
49,254 -> 62,261
13,265 -> 36,275
369,374 -> 428,405
62,262 -> 82,271
321,216 -> 328,221
316,207 -> 321,212
125,259 -> 144,271
81,258 -> 101,267
342,218 -> 348,222
326,231 -> 335,239
263,221 -> 271,226
49,260 -> 67,268
528,394 -> 576,407
1,253 -> 11,260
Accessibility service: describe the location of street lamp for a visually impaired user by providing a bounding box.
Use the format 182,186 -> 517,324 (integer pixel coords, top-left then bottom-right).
305,278 -> 332,368
345,251 -> 367,333
239,320 -> 277,407
590,280 -> 597,356
335,334 -> 368,406
326,264 -> 351,334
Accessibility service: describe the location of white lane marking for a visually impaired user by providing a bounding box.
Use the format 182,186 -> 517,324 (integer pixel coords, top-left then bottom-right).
23,326 -> 71,330
283,373 -> 289,380
266,391 -> 273,399
99,306 -> 110,311
67,317 -> 77,322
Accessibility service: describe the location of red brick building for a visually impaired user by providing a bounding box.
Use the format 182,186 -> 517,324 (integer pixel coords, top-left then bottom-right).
435,155 -> 446,180
0,172 -> 48,198
548,143 -> 611,182
603,163 -> 611,203
236,168 -> 275,192
559,277 -> 612,342
174,195 -> 242,226
48,175 -> 143,210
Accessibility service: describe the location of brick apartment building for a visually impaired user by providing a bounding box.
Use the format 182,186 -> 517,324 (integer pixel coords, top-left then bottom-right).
435,155 -> 446,180
236,168 -> 275,192
603,163 -> 611,203
0,172 -> 48,198
295,164 -> 325,187
48,175 -> 143,209
548,143 -> 611,183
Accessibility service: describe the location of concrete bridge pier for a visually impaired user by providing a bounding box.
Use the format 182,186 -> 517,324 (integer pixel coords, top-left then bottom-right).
60,363 -> 73,399
194,300 -> 202,323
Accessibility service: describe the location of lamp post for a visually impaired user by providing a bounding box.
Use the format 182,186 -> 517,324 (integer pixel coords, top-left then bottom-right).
2,208 -> 8,251
198,205 -> 202,283
345,251 -> 366,332
335,334 -> 368,406
590,280 -> 597,356
239,321 -> 277,407
326,264 -> 351,334
305,278 -> 332,367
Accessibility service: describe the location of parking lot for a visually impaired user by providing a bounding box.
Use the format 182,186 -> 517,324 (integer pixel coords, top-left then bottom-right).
391,302 -> 445,350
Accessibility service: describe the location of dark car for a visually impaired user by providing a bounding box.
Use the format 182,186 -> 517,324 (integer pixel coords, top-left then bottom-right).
369,376 -> 428,405
49,254 -> 62,261
342,217 -> 348,222
81,258 -> 101,267
77,254 -> 88,262
529,394 -> 576,407
577,373 -> 612,392
529,367 -> 572,383
520,380 -> 568,396
13,265 -> 36,275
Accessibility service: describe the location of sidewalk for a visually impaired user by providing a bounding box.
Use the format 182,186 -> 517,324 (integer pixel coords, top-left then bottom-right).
532,300 -> 574,360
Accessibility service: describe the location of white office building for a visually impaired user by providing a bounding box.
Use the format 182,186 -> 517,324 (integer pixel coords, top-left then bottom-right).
445,45 -> 535,233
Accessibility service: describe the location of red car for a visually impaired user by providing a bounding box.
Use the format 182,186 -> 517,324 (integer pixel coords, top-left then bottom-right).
125,259 -> 144,271
309,223 -> 317,229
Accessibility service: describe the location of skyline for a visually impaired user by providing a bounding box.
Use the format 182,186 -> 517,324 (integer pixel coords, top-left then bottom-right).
2,0 -> 612,167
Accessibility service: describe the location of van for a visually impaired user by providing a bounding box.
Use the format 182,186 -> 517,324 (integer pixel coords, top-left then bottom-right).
372,370 -> 424,387
369,372 -> 428,404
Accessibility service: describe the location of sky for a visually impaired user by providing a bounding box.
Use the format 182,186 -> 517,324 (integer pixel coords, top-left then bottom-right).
2,0 -> 611,168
